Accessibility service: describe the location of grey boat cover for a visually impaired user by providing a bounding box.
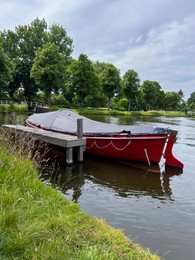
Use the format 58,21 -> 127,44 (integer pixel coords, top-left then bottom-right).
27,110 -> 166,136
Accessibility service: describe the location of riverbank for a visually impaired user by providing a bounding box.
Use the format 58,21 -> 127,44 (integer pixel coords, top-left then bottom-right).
1,103 -> 194,118
74,108 -> 189,117
0,103 -> 28,113
0,132 -> 159,259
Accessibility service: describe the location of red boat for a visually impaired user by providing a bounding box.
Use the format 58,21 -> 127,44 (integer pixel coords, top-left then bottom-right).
26,110 -> 183,169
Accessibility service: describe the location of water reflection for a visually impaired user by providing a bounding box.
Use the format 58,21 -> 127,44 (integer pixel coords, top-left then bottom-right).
0,113 -> 26,126
86,115 -> 162,125
42,157 -> 182,203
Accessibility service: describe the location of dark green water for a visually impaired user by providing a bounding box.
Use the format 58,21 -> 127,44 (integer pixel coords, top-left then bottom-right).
1,113 -> 195,260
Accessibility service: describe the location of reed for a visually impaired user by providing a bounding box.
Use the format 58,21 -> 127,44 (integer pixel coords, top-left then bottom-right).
0,103 -> 28,113
0,130 -> 159,259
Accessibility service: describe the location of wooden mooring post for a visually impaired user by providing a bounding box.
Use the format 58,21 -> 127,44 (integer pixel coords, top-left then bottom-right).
2,118 -> 86,165
76,118 -> 84,163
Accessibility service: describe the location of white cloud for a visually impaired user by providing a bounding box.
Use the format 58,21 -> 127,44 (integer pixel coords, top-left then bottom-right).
0,0 -> 195,99
108,14 -> 195,99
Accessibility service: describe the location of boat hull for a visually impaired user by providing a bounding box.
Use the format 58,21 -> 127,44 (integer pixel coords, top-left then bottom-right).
85,135 -> 167,164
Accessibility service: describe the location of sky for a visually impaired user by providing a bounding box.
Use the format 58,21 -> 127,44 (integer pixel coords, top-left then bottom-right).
0,0 -> 195,100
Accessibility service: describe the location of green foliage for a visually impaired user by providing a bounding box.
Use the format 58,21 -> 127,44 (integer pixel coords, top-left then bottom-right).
14,103 -> 28,113
0,104 -> 8,113
140,80 -> 165,110
93,61 -> 107,75
164,91 -> 181,110
115,97 -> 129,111
0,103 -> 28,113
187,92 -> 195,110
1,18 -> 47,99
84,93 -> 107,108
51,93 -> 69,107
16,18 -> 47,60
0,46 -> 13,98
13,87 -> 25,102
99,63 -> 121,110
67,54 -> 100,108
31,43 -> 67,106
35,91 -> 46,103
0,18 -> 73,102
75,108 -> 187,117
47,23 -> 73,63
122,69 -> 140,111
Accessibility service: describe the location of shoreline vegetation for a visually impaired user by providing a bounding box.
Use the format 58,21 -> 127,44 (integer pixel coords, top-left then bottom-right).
0,131 -> 159,259
74,108 -> 189,117
0,103 -> 194,117
0,103 -> 28,113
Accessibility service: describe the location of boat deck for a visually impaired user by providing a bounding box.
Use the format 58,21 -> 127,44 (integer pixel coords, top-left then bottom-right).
2,124 -> 86,164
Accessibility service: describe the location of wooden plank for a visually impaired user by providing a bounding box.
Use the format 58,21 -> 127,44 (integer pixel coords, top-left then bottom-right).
2,125 -> 86,148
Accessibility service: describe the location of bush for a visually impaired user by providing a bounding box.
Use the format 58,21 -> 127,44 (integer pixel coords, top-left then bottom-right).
114,98 -> 128,111
51,94 -> 69,107
0,103 -> 28,113
0,104 -> 9,113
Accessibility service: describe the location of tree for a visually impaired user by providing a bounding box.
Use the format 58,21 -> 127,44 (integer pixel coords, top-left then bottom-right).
187,92 -> 195,110
177,89 -> 185,109
1,18 -> 47,99
164,92 -> 181,110
84,92 -> 107,108
0,46 -> 13,98
99,64 -> 121,110
155,87 -> 165,110
115,97 -> 129,111
30,43 -> 66,107
93,61 -> 107,75
47,23 -> 73,64
16,18 -> 47,61
140,80 -> 164,110
178,89 -> 184,99
0,31 -> 19,98
67,54 -> 100,108
51,93 -> 69,107
0,18 -> 73,101
122,69 -> 140,111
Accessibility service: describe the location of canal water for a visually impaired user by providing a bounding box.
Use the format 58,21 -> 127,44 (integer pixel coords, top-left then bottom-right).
1,113 -> 195,260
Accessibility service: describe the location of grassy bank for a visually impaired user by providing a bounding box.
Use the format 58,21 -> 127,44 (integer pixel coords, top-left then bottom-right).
0,132 -> 159,259
1,103 -> 192,118
73,108 -> 188,117
0,103 -> 28,113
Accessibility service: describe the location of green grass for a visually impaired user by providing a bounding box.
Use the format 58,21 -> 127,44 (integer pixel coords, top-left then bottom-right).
73,108 -> 187,117
1,103 -> 190,118
0,132 -> 160,259
0,103 -> 28,113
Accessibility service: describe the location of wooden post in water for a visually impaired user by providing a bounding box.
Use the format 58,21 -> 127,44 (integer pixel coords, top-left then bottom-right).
77,118 -> 84,162
77,146 -> 84,162
77,118 -> 83,139
66,147 -> 73,164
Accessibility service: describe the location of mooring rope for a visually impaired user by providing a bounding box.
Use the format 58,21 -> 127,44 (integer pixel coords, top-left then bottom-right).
86,139 -> 131,151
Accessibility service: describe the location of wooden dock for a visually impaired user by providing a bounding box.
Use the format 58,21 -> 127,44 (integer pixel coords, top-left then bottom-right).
2,124 -> 86,165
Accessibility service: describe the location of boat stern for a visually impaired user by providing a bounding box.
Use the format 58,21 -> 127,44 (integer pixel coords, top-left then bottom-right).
164,130 -> 184,169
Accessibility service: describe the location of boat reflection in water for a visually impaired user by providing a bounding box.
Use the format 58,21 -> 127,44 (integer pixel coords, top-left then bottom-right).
41,156 -> 183,203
